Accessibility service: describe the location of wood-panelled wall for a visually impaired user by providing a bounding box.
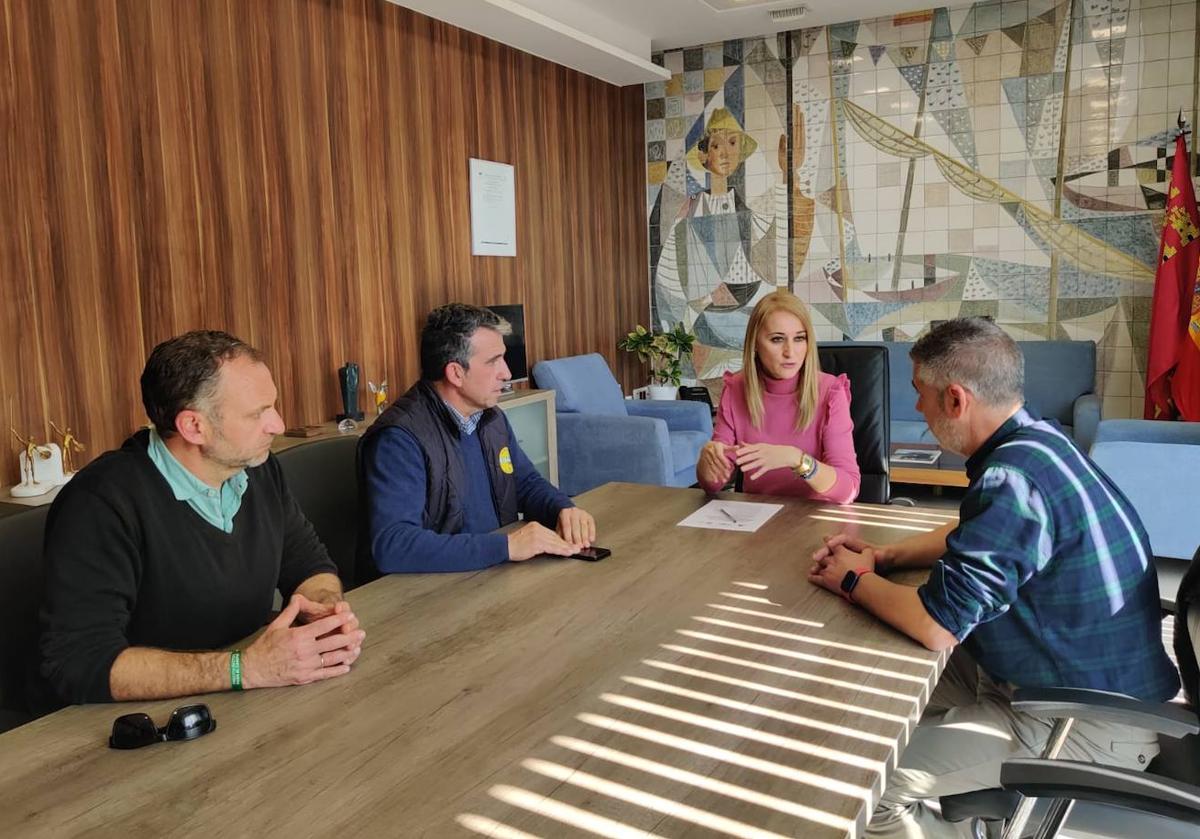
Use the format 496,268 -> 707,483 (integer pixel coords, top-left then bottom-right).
0,0 -> 648,481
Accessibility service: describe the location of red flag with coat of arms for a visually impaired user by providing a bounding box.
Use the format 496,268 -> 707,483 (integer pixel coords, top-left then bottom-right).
1145,129 -> 1200,420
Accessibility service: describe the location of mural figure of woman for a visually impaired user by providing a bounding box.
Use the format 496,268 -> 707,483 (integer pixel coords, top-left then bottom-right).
654,107 -> 789,381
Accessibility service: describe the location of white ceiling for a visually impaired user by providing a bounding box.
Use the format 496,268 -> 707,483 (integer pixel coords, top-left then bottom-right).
390,0 -> 934,86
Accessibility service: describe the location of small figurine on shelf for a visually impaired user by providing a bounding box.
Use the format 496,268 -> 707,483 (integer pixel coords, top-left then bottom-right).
50,421 -> 86,477
368,379 -> 389,415
9,428 -> 64,498
336,361 -> 365,422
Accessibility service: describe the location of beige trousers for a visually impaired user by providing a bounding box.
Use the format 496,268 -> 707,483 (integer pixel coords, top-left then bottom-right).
866,648 -> 1160,839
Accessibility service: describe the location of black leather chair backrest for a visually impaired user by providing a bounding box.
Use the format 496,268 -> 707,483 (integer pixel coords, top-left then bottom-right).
679,385 -> 716,416
818,343 -> 891,504
275,435 -> 361,591
1177,546 -> 1200,713
0,505 -> 50,732
1154,550 -> 1200,788
353,435 -> 383,590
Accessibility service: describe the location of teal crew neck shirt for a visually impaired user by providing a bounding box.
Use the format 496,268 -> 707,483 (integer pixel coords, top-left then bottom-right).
146,428 -> 249,532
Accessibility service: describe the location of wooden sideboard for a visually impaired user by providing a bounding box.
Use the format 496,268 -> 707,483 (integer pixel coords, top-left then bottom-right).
272,387 -> 558,486
497,387 -> 559,486
1,388 -> 560,512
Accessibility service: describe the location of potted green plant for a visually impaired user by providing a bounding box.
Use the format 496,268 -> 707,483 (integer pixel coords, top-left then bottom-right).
618,322 -> 696,400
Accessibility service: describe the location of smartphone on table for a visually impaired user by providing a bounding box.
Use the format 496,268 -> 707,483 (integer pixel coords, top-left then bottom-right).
570,546 -> 611,562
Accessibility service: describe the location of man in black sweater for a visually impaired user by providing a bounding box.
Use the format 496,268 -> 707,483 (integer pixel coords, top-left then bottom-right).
39,331 -> 365,705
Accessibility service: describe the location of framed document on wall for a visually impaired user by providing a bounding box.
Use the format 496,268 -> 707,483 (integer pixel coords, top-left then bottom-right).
469,158 -> 516,257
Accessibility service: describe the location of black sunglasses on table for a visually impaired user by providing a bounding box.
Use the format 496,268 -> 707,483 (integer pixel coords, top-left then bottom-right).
109,704 -> 217,750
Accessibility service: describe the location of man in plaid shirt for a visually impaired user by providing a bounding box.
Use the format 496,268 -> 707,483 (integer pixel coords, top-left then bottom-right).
810,317 -> 1178,838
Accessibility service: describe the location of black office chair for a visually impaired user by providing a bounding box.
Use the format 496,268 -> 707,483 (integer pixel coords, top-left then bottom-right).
0,505 -> 50,733
678,385 -> 716,417
728,344 -> 897,503
818,342 -> 892,505
938,549 -> 1200,838
353,437 -> 385,590
275,435 -> 361,591
1177,552 -> 1200,709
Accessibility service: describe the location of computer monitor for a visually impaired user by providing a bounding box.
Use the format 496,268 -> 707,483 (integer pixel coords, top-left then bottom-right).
485,303 -> 528,385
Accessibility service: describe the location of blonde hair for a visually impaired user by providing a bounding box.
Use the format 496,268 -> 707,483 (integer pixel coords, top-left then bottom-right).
741,291 -> 821,431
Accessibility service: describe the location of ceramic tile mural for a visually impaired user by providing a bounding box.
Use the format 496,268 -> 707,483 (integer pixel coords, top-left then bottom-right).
648,36 -> 793,382
647,0 -> 1200,418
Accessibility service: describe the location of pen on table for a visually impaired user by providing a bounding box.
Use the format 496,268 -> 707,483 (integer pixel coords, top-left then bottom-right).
719,507 -> 740,525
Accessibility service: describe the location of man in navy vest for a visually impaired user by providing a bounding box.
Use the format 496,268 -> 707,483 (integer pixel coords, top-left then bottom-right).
360,303 -> 595,574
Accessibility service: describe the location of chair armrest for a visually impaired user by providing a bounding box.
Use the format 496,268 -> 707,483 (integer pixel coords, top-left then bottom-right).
1012,687 -> 1199,739
555,414 -> 673,493
1000,759 -> 1200,826
1073,393 -> 1101,452
626,400 -> 713,435
1094,418 -> 1200,447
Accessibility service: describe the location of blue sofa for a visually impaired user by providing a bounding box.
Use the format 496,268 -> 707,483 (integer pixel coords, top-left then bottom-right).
532,354 -> 712,496
881,340 -> 1100,451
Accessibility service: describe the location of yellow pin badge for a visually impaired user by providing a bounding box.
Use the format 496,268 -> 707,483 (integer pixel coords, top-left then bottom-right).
498,446 -> 514,474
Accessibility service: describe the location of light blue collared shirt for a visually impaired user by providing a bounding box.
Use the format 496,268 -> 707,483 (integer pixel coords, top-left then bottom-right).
442,400 -> 484,436
146,428 -> 249,533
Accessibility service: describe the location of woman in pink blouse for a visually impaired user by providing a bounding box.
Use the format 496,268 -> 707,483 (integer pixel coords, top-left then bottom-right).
696,291 -> 861,503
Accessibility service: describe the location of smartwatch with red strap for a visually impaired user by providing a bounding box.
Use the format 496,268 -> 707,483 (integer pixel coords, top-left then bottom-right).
839,567 -> 874,602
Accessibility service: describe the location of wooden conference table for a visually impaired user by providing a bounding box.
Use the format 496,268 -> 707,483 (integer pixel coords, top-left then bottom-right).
0,484 -> 957,838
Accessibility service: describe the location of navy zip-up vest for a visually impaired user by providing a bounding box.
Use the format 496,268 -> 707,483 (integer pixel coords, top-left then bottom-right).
356,381 -> 519,582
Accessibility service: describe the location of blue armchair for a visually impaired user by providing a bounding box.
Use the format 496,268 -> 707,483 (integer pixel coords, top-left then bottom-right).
1090,419 -> 1200,563
532,354 -> 712,496
1090,419 -> 1200,610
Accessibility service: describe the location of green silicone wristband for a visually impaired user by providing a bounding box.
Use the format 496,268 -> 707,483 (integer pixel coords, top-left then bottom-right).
230,650 -> 243,691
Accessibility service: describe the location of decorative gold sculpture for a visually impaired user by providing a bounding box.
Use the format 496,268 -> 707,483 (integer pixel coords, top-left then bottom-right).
10,428 -> 58,497
369,379 -> 389,415
50,421 -> 86,476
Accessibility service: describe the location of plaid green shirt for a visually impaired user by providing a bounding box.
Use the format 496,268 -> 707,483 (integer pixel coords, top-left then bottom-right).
919,409 -> 1179,701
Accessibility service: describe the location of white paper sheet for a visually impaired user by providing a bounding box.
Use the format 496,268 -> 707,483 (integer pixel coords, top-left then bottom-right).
677,499 -> 783,532
469,158 -> 516,257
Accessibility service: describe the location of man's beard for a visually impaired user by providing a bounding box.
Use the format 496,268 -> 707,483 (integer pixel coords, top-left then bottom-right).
201,437 -> 269,472
928,414 -> 969,457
